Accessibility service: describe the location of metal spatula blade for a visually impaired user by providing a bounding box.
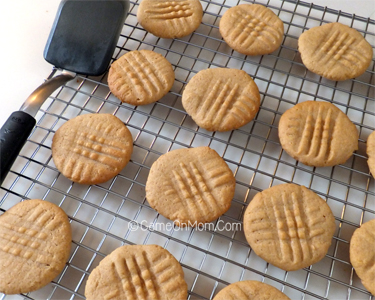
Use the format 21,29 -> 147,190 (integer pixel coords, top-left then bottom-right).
44,0 -> 129,76
0,0 -> 129,185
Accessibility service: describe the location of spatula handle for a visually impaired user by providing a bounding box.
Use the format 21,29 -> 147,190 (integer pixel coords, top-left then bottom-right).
0,111 -> 36,185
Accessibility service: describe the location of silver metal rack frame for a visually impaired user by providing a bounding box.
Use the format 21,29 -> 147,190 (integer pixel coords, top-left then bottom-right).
1,0 -> 374,299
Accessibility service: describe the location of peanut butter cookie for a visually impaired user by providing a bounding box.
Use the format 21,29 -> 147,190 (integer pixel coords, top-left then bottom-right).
146,147 -> 236,226
85,244 -> 188,300
367,131 -> 375,178
108,50 -> 175,106
137,0 -> 203,39
278,101 -> 358,167
243,183 -> 336,271
52,113 -> 133,184
298,22 -> 373,81
0,199 -> 71,294
214,280 -> 291,300
182,68 -> 260,131
219,4 -> 284,56
350,219 -> 375,295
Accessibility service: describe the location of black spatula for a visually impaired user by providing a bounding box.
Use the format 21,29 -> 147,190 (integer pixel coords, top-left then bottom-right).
0,0 -> 129,185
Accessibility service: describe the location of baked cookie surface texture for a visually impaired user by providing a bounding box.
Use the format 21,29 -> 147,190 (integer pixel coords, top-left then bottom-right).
243,183 -> 336,271
137,0 -> 203,38
219,4 -> 284,56
367,131 -> 375,178
85,244 -> 188,300
146,147 -> 236,226
298,22 -> 373,81
350,219 -> 375,295
0,199 -> 72,294
108,50 -> 175,105
182,68 -> 260,131
278,101 -> 358,167
52,113 -> 133,184
213,280 -> 291,300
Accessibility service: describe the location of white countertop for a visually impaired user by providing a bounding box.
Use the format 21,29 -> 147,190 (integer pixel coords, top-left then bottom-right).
0,0 -> 374,126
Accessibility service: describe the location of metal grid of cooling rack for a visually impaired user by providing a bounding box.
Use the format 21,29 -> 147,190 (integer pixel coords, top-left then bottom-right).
1,0 -> 374,299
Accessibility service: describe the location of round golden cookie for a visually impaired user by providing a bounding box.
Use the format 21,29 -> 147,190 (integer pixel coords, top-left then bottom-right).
85,244 -> 187,300
213,280 -> 291,300
278,101 -> 358,167
350,219 -> 375,296
108,50 -> 175,105
145,147 -> 236,226
0,199 -> 71,294
367,131 -> 375,178
243,183 -> 336,271
219,4 -> 284,56
298,22 -> 373,81
181,68 -> 260,132
137,0 -> 203,39
52,113 -> 133,185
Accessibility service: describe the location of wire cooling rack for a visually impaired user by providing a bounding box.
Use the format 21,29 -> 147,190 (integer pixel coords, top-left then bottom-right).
1,0 -> 374,299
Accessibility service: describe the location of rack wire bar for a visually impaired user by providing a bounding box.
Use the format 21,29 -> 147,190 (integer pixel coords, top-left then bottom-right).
0,0 -> 374,299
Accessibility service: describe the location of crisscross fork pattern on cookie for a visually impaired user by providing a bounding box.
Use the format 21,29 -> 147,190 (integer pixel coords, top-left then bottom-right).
145,0 -> 193,20
226,7 -> 282,48
163,161 -> 230,221
107,252 -> 179,299
0,203 -> 63,267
